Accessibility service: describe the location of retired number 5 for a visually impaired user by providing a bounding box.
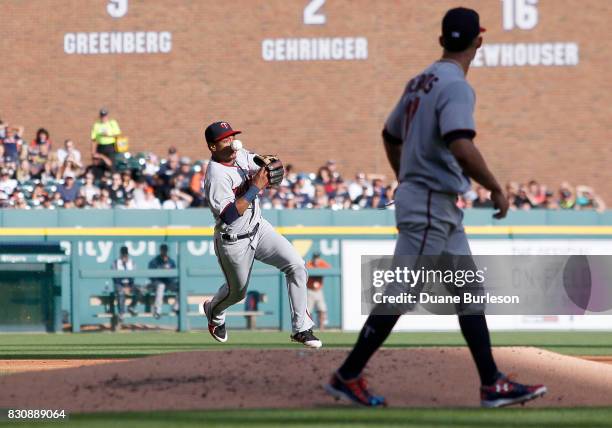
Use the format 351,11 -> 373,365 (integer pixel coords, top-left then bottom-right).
107,0 -> 128,18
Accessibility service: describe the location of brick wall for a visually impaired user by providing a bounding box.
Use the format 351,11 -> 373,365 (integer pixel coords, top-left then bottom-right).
1,0 -> 609,201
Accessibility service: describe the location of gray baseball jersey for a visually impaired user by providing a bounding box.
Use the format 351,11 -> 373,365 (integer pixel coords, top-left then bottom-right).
384,60 -> 483,312
204,148 -> 262,235
385,60 -> 476,195
203,148 -> 314,333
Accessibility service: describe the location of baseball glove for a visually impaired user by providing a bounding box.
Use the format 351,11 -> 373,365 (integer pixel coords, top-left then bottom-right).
254,154 -> 284,186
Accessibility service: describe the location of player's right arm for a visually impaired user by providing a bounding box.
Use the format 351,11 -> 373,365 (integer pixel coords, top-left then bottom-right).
232,168 -> 268,217
206,168 -> 269,225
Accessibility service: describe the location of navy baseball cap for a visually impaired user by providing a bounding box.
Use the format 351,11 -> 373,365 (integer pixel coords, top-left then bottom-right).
204,121 -> 242,144
442,7 -> 486,52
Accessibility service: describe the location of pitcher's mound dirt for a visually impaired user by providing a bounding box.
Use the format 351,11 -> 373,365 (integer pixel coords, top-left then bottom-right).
0,359 -> 121,374
1,347 -> 611,412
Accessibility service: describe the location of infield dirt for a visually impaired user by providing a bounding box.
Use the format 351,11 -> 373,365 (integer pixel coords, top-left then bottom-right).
1,347 -> 611,412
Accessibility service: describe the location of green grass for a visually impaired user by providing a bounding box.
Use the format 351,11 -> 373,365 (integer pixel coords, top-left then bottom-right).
1,333 -> 611,426
0,331 -> 611,359
3,408 -> 612,428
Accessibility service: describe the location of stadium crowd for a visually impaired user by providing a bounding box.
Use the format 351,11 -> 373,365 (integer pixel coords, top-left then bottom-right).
0,119 -> 606,212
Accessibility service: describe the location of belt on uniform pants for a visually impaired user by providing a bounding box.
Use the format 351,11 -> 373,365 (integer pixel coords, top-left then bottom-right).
221,223 -> 260,241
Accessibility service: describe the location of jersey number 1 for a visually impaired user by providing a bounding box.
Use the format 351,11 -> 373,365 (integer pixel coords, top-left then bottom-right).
404,97 -> 420,137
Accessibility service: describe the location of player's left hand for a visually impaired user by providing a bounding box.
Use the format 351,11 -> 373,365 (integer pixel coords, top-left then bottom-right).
254,154 -> 284,186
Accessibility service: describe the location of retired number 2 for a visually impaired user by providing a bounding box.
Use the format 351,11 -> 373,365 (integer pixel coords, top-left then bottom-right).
304,0 -> 326,25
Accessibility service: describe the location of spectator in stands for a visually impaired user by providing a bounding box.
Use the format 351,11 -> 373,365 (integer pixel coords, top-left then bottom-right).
38,156 -> 57,183
131,178 -> 147,206
353,184 -> 371,209
528,180 -> 546,207
135,186 -> 161,209
27,128 -> 51,176
40,196 -> 54,209
158,151 -> 179,179
383,185 -> 395,210
29,153 -> 47,179
293,173 -> 315,201
30,183 -> 48,207
368,178 -> 386,209
575,185 -> 606,213
57,153 -> 82,180
541,191 -> 559,210
504,182 -> 519,210
57,139 -> 82,166
312,184 -> 329,209
178,156 -> 193,181
347,172 -> 370,203
260,187 -> 278,209
172,172 -> 190,197
142,153 -> 160,177
162,188 -> 193,209
513,185 -> 533,210
108,172 -> 127,205
74,196 -> 87,209
0,169 -> 17,195
276,182 -> 289,201
123,195 -> 137,209
558,182 -> 576,210
121,170 -> 135,192
188,160 -> 207,207
285,193 -> 297,209
12,192 -> 29,209
79,172 -> 100,204
316,166 -> 336,195
58,173 -> 80,202
330,181 -> 351,209
271,195 -> 285,210
90,192 -> 108,209
88,151 -> 112,180
16,159 -> 31,183
91,108 -> 121,166
111,246 -> 141,322
148,244 -> 178,319
472,186 -> 494,208
51,191 -> 64,207
326,160 -> 342,183
2,125 -> 24,164
284,163 -> 297,184
28,128 -> 52,157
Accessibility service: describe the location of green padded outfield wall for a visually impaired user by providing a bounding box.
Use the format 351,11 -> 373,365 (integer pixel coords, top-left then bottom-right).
0,208 -> 610,331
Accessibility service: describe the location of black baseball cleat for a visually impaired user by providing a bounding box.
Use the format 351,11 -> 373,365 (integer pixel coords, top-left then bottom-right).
290,329 -> 322,348
200,300 -> 228,343
480,372 -> 547,408
324,371 -> 387,407
208,323 -> 228,343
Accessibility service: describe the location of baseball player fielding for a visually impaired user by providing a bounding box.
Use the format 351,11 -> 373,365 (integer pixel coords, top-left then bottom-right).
200,121 -> 321,349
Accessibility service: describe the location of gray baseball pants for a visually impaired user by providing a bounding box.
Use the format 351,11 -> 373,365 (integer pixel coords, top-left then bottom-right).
208,219 -> 314,333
